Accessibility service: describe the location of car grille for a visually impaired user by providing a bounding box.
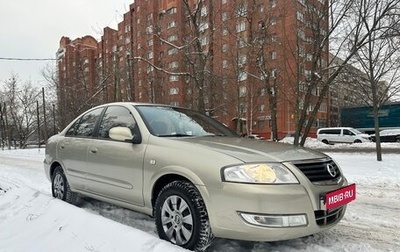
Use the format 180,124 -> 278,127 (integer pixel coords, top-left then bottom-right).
314,207 -> 344,226
292,159 -> 341,183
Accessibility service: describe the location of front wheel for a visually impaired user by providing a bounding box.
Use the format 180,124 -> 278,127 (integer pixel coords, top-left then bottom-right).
155,181 -> 213,251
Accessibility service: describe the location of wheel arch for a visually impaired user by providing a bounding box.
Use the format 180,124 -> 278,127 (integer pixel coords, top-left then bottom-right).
49,161 -> 63,178
151,174 -> 191,214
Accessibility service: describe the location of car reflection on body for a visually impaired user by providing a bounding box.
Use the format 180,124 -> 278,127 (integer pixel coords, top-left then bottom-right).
44,102 -> 355,251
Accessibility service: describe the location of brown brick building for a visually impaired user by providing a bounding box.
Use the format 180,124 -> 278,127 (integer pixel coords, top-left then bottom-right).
57,0 -> 330,138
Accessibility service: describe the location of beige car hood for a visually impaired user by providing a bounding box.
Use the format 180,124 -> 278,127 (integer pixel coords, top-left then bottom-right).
178,136 -> 328,163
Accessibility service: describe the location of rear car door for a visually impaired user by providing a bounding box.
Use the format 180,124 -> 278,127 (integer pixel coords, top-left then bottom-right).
85,105 -> 145,206
57,107 -> 103,190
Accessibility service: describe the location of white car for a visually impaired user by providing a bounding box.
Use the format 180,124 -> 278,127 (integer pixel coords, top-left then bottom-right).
317,127 -> 371,144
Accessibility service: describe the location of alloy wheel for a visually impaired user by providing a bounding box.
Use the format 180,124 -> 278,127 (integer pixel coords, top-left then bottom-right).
161,195 -> 194,245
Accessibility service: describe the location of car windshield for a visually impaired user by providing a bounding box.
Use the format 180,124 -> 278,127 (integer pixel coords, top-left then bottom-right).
352,129 -> 362,134
135,105 -> 238,137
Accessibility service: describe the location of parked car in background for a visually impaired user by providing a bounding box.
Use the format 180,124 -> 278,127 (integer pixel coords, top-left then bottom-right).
44,102 -> 355,251
371,129 -> 400,142
317,127 -> 371,144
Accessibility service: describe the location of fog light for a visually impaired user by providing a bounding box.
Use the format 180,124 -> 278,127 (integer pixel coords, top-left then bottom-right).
240,213 -> 307,227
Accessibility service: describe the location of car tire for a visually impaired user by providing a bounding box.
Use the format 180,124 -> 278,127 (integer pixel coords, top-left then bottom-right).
52,166 -> 79,205
322,139 -> 329,144
354,139 -> 362,143
155,181 -> 213,251
396,138 -> 400,143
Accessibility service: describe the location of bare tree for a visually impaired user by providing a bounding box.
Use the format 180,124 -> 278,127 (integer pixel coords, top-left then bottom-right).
1,74 -> 39,148
276,0 -> 400,146
352,0 -> 400,161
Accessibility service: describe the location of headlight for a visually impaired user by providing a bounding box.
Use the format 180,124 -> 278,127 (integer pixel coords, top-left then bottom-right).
222,163 -> 299,184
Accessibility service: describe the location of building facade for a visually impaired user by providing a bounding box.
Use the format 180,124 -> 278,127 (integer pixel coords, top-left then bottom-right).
57,0 -> 330,138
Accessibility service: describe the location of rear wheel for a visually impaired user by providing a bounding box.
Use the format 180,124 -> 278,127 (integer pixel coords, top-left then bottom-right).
52,166 -> 79,205
395,137 -> 400,143
322,139 -> 329,144
354,139 -> 362,143
155,181 -> 213,251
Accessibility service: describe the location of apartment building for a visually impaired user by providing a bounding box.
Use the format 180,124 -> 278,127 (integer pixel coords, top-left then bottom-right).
57,0 -> 330,138
329,54 -> 389,126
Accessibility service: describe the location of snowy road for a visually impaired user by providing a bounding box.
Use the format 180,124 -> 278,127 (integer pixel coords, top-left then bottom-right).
0,148 -> 399,251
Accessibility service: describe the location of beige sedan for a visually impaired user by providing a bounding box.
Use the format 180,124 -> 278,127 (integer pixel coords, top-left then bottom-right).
44,102 -> 355,251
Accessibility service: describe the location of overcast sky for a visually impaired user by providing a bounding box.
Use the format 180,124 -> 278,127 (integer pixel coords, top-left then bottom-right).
0,0 -> 132,86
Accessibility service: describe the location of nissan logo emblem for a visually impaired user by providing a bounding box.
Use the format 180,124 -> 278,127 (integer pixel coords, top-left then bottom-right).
326,164 -> 337,177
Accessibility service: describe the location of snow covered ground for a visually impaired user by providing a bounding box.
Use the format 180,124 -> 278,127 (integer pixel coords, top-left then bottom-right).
1,141 -> 399,252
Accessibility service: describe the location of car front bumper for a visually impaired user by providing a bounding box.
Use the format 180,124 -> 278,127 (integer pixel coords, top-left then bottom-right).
199,182 -> 347,241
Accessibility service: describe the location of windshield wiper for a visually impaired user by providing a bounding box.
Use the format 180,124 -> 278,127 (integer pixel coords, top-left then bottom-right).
159,133 -> 195,137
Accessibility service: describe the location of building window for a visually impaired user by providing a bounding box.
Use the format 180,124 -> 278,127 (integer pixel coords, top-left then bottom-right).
167,7 -> 177,15
169,75 -> 179,82
147,13 -> 153,21
298,30 -> 305,40
239,54 -> 247,65
169,61 -> 178,69
306,53 -> 313,61
222,12 -> 228,21
199,22 -> 209,32
169,87 -> 179,95
222,28 -> 228,35
236,21 -> 246,32
167,21 -> 176,29
258,4 -> 265,12
147,51 -> 153,59
237,3 -> 247,17
201,6 -> 208,16
223,60 -> 228,68
270,0 -> 277,8
238,71 -> 248,81
200,37 -> 209,46
239,86 -> 247,96
167,34 -> 178,42
222,0 -> 227,4
259,104 -> 265,112
271,17 -> 276,25
148,39 -> 153,47
271,51 -> 277,60
222,44 -> 229,52
297,12 -> 304,22
125,25 -> 131,33
238,38 -> 247,48
168,48 -> 178,55
271,68 -> 277,78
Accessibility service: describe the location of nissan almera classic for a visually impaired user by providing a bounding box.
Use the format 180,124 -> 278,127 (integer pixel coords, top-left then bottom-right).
44,102 -> 355,251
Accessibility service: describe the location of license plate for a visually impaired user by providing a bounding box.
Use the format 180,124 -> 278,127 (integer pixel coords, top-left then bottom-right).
325,183 -> 356,210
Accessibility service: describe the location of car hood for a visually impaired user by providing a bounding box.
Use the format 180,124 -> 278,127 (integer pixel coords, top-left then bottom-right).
178,136 -> 328,163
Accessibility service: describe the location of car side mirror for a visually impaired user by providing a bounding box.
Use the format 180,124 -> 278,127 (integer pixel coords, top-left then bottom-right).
109,126 -> 142,144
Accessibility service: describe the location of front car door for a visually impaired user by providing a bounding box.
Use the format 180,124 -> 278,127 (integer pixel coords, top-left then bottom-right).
85,105 -> 145,206
342,129 -> 355,143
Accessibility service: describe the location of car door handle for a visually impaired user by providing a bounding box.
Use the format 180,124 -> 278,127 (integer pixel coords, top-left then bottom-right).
90,148 -> 98,154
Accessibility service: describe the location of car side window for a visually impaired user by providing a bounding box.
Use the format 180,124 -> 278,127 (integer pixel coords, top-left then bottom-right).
65,108 -> 103,137
97,106 -> 137,140
343,129 -> 354,136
